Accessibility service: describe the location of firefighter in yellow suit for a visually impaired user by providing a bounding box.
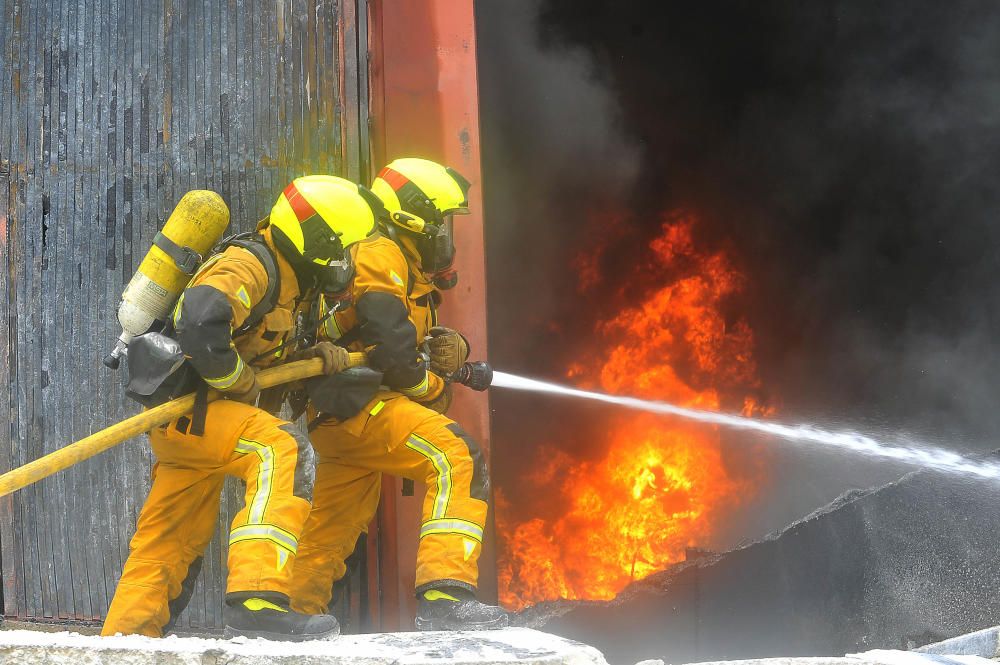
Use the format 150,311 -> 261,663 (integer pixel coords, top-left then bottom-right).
288,159 -> 509,630
101,176 -> 383,641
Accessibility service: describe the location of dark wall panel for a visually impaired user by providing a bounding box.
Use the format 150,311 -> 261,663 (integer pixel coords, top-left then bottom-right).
0,0 -> 369,627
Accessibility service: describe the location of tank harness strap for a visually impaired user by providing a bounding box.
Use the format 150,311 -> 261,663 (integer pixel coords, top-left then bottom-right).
381,225 -> 416,297
190,382 -> 209,437
227,237 -> 281,338
153,231 -> 202,275
306,413 -> 331,433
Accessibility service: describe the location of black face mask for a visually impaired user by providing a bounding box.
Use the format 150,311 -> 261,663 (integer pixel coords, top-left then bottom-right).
312,252 -> 355,297
296,216 -> 356,294
418,216 -> 456,274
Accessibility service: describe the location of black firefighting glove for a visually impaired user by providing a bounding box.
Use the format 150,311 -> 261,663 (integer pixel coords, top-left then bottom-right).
427,326 -> 469,376
289,341 -> 351,375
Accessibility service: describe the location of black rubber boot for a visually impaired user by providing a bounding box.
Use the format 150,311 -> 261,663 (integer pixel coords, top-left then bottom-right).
223,595 -> 340,642
415,587 -> 509,631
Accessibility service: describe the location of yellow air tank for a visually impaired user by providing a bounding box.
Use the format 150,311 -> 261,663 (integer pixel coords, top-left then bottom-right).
104,190 -> 230,369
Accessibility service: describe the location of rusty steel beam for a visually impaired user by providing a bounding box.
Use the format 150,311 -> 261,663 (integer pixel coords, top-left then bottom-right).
367,0 -> 495,628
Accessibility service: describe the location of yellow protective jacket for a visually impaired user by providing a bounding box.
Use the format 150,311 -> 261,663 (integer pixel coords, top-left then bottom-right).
321,233 -> 446,404
172,227 -> 311,392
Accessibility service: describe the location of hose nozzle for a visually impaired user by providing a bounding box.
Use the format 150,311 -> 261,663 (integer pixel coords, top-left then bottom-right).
451,361 -> 493,391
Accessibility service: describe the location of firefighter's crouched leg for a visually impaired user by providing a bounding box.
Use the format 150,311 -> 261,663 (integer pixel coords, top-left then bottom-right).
287,396 -> 497,624
288,462 -> 382,615
102,465 -> 224,637
406,416 -> 490,593
223,420 -> 315,601
405,415 -> 508,630
308,396 -> 491,590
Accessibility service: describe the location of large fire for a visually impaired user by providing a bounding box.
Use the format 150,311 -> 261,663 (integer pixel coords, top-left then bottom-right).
496,212 -> 769,610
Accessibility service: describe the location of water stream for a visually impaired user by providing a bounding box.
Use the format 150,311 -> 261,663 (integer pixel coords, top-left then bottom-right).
491,370 -> 1000,480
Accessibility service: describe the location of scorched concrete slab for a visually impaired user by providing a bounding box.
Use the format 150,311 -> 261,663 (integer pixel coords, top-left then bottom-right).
0,627 -> 608,665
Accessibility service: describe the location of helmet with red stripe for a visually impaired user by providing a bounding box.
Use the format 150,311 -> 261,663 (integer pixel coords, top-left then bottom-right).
268,175 -> 384,293
370,158 -> 471,284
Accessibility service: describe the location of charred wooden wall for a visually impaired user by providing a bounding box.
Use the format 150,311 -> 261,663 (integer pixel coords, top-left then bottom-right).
0,0 -> 369,628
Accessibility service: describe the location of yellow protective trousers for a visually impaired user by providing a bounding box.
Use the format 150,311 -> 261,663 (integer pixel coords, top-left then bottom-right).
102,400 -> 315,637
289,394 -> 490,615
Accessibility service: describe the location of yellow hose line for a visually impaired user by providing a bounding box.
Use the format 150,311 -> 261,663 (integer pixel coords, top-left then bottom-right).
0,353 -> 366,498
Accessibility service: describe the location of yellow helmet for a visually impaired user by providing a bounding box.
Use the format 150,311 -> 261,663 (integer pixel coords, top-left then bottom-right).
269,175 -> 383,292
370,158 -> 471,279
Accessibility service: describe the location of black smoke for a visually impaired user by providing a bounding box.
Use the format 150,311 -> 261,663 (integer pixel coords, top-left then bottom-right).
478,1 -> 1000,547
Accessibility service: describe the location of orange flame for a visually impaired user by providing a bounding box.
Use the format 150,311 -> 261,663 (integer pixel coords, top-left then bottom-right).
496,212 -> 769,610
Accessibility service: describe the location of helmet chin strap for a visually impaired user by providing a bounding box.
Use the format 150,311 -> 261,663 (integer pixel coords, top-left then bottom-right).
381,218 -> 459,278
382,222 -> 425,270
270,227 -> 321,293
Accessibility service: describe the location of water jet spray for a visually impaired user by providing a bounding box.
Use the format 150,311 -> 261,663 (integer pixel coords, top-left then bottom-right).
486,370 -> 1000,481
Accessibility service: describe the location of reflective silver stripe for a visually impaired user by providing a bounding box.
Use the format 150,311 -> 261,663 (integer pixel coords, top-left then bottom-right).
229,524 -> 298,554
204,354 -> 245,389
323,303 -> 344,340
399,371 -> 430,398
419,518 -> 484,542
405,434 -> 451,519
234,438 -> 274,524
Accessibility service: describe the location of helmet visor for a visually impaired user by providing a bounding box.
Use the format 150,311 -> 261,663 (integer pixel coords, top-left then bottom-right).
418,216 -> 456,274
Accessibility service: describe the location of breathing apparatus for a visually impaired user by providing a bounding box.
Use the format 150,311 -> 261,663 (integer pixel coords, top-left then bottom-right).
104,190 -> 230,369
105,177 -> 381,372
370,158 -> 471,289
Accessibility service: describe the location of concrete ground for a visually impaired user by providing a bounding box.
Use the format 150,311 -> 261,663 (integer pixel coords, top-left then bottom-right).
0,626 -> 608,665
684,654 -> 996,665
2,622 -> 997,665
673,629 -> 1000,665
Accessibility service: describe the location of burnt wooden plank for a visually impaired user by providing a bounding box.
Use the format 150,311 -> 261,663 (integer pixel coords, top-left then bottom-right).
57,0 -> 78,619
234,1 -> 248,231
193,0 -> 213,632
4,0 -> 365,627
79,0 -> 109,620
0,0 -> 20,619
250,0 -> 264,210
22,0 -> 46,619
125,0 -> 147,601
104,0 -> 129,611
341,0 -> 360,181
356,0 -> 370,182
86,0 -> 110,618
62,0 -> 92,618
37,0 -> 60,619
261,0 -> 276,205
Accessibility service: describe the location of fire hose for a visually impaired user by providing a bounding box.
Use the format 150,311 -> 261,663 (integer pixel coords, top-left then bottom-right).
0,356 -> 494,498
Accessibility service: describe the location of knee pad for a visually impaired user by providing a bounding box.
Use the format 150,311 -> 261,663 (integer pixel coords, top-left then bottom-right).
279,423 -> 316,501
445,423 -> 490,501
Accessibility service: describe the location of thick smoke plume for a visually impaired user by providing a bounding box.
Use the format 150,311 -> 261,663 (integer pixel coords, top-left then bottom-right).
478,1 -> 1000,547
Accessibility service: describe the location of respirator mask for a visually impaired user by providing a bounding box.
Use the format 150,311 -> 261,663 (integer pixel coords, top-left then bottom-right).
418,214 -> 456,275
300,218 -> 355,297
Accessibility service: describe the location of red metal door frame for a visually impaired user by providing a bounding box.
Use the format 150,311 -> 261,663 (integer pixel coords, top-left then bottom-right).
366,0 -> 494,631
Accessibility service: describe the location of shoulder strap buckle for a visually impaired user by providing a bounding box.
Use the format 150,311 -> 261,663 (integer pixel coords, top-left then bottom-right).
153,232 -> 202,275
